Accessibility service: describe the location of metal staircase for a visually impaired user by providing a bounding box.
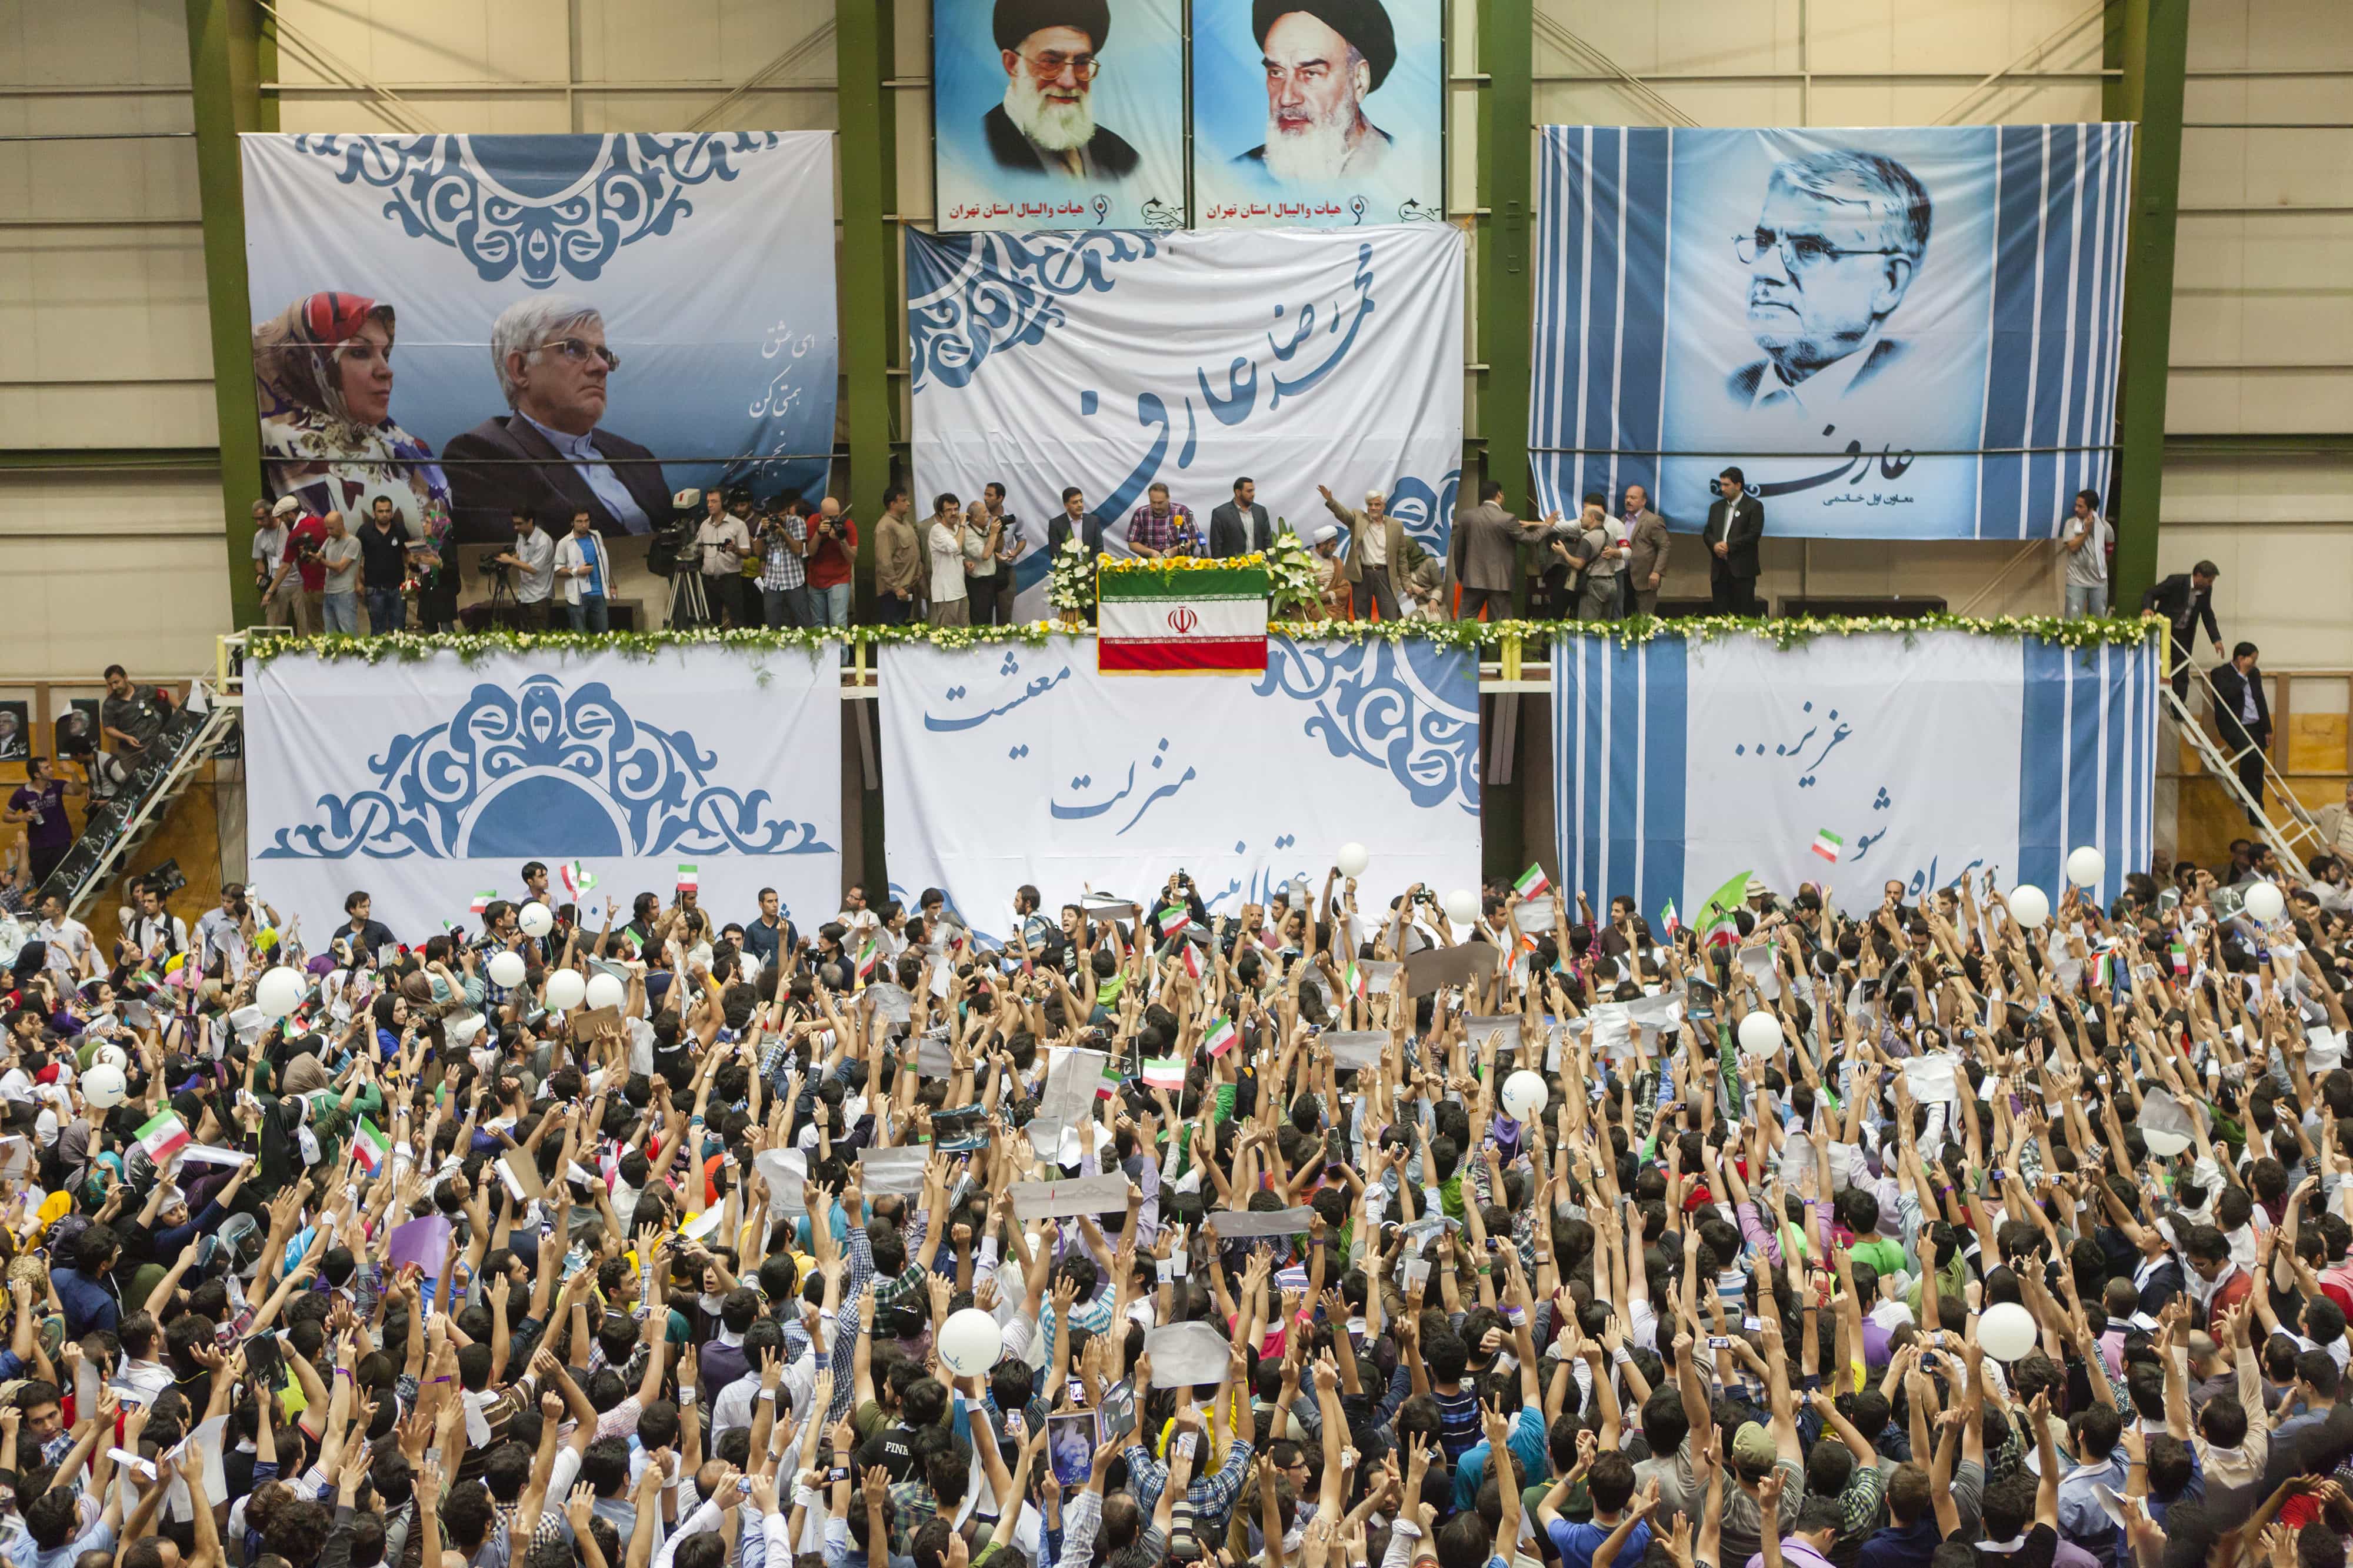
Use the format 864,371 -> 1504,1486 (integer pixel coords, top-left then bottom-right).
2159,660 -> 2323,878
42,640 -> 251,922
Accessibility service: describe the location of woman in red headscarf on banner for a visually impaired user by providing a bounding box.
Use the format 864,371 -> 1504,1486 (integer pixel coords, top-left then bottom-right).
252,291 -> 456,626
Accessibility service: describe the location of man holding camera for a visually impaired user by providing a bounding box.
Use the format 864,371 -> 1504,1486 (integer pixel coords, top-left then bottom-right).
805,498 -> 858,630
755,503 -> 811,628
489,506 -> 558,628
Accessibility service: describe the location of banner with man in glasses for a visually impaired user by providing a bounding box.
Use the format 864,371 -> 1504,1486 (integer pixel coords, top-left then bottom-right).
241,132 -> 838,547
934,0 -> 1187,233
1530,125 -> 2134,542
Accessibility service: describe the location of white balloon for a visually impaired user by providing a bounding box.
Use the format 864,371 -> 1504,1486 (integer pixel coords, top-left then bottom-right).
1501,1069 -> 1548,1124
518,902 -> 555,939
2245,881 -> 2285,925
1442,888 -> 1481,926
584,973 -> 626,1011
94,1044 -> 128,1071
1977,1301 -> 2039,1361
2064,846 -> 2106,889
545,970 -> 587,1011
1335,843 -> 1369,878
937,1307 -> 1004,1376
1737,1012 -> 1782,1057
2008,885 -> 2051,929
82,1063 -> 127,1110
255,966 -> 308,1019
487,950 -> 528,989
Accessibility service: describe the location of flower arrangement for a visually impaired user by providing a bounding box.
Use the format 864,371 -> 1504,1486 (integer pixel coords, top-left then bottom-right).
1263,524 -> 1323,619
247,613 -> 2162,666
1046,535 -> 1095,616
1096,552 -> 1264,575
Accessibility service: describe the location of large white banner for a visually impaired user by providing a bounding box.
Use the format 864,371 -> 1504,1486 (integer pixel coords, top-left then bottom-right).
880,635 -> 1479,939
1552,630 -> 2158,917
907,225 -> 1464,616
247,649 -> 842,941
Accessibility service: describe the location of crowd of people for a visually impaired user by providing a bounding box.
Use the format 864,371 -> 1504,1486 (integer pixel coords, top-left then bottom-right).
2,838 -> 2353,1568
242,473 -> 2137,638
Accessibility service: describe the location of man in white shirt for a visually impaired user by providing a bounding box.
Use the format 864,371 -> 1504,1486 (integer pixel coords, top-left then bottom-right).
2062,489 -> 2112,618
118,880 -> 191,968
195,883 -> 249,972
252,498 -> 302,630
554,506 -> 612,633
33,892 -> 94,979
492,507 -> 558,629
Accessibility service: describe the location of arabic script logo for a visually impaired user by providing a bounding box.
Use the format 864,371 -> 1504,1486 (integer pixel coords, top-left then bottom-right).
258,674 -> 832,862
906,229 -> 1158,392
1166,607 -> 1199,635
289,132 -> 782,288
1254,636 -> 1481,816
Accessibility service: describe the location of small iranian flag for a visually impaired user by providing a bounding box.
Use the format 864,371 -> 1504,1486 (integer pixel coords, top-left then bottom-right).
560,860 -> 598,898
1181,943 -> 1206,982
855,938 -> 879,981
1157,905 -> 1190,938
1695,870 -> 1752,949
1204,1015 -> 1239,1058
2169,939 -> 2189,976
1098,561 -> 1270,675
1659,899 -> 1681,936
1809,829 -> 1844,863
676,863 -> 698,890
1344,960 -> 1365,997
1142,1057 -> 1188,1091
1096,1059 -> 1124,1099
136,1109 -> 190,1165
469,889 -> 496,915
352,1117 -> 391,1176
1514,863 -> 1551,899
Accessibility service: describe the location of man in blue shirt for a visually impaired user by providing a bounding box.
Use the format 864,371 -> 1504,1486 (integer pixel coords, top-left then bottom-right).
1538,1452 -> 1654,1568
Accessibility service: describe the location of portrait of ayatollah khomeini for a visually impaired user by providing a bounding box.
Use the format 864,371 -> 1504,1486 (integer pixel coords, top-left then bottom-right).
984,0 -> 1143,180
1237,0 -> 1399,185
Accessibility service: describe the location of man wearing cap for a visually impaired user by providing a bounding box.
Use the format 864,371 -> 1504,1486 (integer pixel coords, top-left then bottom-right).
254,497 -> 306,632
1242,1 -> 1398,184
986,0 -> 1141,179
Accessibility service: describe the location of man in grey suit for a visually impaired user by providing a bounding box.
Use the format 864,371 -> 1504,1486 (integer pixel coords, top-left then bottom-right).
1619,483 -> 1672,617
1449,479 -> 1553,620
1702,467 -> 1765,615
1208,477 -> 1273,558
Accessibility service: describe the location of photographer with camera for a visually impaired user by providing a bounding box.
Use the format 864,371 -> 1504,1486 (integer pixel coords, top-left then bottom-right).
488,505 -> 556,628
804,496 -> 857,629
754,499 -> 811,628
694,489 -> 754,626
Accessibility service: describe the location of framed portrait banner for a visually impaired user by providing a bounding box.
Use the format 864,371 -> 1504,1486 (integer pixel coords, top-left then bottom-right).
1189,0 -> 1445,228
240,132 -> 838,545
934,0 -> 1188,232
1529,124 -> 2133,541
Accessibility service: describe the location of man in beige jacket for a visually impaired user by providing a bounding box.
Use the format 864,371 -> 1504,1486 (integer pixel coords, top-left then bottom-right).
1318,483 -> 1407,622
1620,483 -> 1672,617
2315,780 -> 2353,864
874,484 -> 925,623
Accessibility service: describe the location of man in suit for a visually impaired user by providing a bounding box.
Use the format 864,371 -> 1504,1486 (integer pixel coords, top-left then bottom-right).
444,297 -> 669,545
985,0 -> 1140,180
2142,560 -> 2224,699
1045,485 -> 1105,560
2209,642 -> 2271,825
1449,479 -> 1552,621
1619,483 -> 1672,617
1701,468 -> 1765,614
1209,477 -> 1274,558
2312,781 -> 2353,868
1318,482 -> 1407,622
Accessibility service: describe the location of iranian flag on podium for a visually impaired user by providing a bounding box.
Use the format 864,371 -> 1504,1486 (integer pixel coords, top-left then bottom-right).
1098,559 -> 1269,676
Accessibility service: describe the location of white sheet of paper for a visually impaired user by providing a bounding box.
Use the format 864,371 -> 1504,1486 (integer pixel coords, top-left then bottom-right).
858,1147 -> 928,1196
1010,1172 -> 1129,1222
1205,1207 -> 1315,1239
1512,899 -> 1554,933
1322,1032 -> 1386,1070
1361,960 -> 1400,996
679,1206 -> 726,1242
175,1145 -> 254,1169
192,1414 -> 228,1504
1738,949 -> 1783,1002
1145,1321 -> 1234,1387
1465,1015 -> 1522,1051
1900,1053 -> 1959,1105
755,1148 -> 808,1219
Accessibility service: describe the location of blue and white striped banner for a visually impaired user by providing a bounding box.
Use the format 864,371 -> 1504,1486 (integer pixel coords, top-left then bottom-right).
1552,630 -> 2158,916
1532,125 -> 2132,541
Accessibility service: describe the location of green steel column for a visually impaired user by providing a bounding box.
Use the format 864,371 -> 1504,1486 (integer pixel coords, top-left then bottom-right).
1475,0 -> 1533,880
185,0 -> 268,628
2111,0 -> 2190,603
838,0 -> 899,618
836,0 -> 898,894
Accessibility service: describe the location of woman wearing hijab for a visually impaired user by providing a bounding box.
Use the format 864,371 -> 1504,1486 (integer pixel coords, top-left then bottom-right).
252,290 -> 453,596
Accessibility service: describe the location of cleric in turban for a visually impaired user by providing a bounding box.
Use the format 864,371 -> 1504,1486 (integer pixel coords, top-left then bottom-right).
1239,0 -> 1398,184
985,0 -> 1142,179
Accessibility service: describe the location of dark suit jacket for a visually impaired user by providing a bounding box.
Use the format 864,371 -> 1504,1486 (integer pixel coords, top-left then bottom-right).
1702,493 -> 1765,579
1208,501 -> 1271,558
983,104 -> 1140,178
442,413 -> 669,545
2142,572 -> 2222,650
2209,662 -> 2271,749
1727,336 -> 1909,405
1046,512 -> 1105,559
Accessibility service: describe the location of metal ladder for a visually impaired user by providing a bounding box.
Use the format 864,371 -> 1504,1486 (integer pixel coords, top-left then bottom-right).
47,642 -> 252,923
2159,660 -> 2323,878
